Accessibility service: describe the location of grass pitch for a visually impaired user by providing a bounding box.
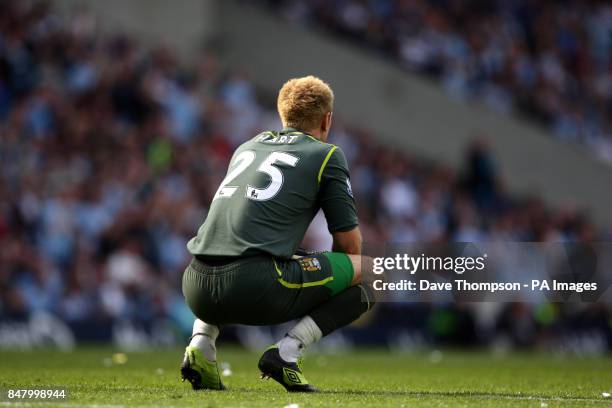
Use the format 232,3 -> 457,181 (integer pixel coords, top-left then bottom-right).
1,346 -> 611,407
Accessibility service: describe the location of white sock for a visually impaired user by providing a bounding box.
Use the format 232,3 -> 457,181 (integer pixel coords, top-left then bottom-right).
277,316 -> 322,363
189,319 -> 219,362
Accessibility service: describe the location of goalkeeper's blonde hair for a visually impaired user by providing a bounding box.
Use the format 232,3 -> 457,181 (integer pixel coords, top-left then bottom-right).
277,76 -> 334,132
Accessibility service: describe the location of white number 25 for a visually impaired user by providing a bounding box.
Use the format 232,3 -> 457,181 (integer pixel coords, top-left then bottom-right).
213,150 -> 299,201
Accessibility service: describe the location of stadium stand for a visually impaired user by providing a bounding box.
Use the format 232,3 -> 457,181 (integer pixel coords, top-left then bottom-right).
0,1 -> 610,350
253,0 -> 612,165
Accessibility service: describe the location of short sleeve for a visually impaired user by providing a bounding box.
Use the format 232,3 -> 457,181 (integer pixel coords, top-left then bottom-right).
318,146 -> 359,233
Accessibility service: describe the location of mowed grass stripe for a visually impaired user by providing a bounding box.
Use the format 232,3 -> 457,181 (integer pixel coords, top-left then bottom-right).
1,347 -> 611,407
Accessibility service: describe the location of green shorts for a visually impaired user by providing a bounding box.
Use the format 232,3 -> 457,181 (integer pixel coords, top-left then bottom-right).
182,252 -> 354,326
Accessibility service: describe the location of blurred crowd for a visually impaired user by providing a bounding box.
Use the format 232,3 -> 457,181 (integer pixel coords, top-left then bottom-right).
0,1 -> 610,349
256,0 -> 612,165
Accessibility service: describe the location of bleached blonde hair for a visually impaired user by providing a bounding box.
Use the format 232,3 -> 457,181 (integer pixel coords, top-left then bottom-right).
277,75 -> 334,132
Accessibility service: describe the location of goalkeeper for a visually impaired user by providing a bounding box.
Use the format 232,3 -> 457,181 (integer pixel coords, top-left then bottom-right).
181,75 -> 374,393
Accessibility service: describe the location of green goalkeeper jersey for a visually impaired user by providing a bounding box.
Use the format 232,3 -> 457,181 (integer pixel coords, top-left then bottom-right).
187,128 -> 358,259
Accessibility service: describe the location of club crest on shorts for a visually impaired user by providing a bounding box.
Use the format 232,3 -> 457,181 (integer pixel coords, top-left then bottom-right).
299,257 -> 321,272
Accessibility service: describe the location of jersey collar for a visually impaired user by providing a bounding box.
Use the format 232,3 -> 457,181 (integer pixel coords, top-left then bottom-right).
280,127 -> 308,136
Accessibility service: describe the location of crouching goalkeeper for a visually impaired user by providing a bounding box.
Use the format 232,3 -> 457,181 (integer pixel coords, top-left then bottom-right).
181,75 -> 374,393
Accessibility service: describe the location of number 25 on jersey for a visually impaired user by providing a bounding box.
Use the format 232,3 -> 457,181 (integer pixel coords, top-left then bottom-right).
213,151 -> 299,202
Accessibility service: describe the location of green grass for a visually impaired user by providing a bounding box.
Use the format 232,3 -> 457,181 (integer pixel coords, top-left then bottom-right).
1,346 -> 611,407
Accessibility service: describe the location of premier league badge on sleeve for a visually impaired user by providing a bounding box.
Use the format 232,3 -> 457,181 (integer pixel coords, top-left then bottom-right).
346,178 -> 354,198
